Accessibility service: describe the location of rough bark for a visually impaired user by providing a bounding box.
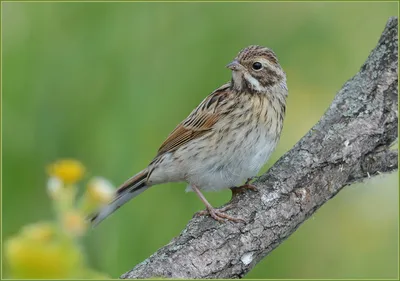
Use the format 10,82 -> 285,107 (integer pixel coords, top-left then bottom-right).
122,17 -> 398,279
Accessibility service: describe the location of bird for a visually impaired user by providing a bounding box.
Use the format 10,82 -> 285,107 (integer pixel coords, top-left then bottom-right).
90,45 -> 288,226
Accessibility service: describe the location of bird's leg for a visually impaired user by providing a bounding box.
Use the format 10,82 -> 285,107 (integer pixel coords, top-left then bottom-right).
230,177 -> 259,196
242,176 -> 259,190
191,184 -> 244,223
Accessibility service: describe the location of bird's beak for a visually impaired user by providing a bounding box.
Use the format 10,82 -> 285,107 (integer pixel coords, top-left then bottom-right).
226,60 -> 240,71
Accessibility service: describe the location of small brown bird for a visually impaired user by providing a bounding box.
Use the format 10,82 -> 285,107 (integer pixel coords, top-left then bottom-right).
91,45 -> 288,225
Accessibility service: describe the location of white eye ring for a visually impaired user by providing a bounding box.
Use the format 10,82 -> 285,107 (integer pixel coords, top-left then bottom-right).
252,62 -> 263,71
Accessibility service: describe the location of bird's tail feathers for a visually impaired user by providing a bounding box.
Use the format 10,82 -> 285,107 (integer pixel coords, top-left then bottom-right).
89,169 -> 149,227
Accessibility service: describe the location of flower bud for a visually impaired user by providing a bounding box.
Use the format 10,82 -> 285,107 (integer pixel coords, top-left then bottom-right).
62,211 -> 87,237
47,176 -> 63,200
87,177 -> 115,205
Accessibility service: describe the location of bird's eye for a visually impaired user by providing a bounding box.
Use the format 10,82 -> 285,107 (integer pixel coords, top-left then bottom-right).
252,62 -> 263,70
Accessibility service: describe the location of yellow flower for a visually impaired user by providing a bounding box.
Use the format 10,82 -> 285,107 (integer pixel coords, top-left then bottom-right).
22,222 -> 54,242
62,211 -> 87,237
5,222 -> 83,279
47,159 -> 85,184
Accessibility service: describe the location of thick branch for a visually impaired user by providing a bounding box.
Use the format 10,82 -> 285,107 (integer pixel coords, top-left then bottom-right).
122,17 -> 398,279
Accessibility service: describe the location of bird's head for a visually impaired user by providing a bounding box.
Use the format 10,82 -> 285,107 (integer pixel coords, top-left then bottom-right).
227,45 -> 286,93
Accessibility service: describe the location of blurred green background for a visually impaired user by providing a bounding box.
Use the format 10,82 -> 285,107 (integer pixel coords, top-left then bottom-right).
2,2 -> 398,279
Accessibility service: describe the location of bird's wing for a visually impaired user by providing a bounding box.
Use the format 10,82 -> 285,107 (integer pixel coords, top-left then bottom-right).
156,83 -> 233,156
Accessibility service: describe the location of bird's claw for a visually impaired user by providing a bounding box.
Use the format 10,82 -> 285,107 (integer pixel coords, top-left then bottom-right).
196,205 -> 244,223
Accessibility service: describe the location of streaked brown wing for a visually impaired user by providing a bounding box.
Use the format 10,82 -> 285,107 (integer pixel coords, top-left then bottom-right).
156,83 -> 232,156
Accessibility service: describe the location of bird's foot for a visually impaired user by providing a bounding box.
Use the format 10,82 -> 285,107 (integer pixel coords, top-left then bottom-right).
239,183 -> 258,192
196,205 -> 244,223
231,178 -> 259,196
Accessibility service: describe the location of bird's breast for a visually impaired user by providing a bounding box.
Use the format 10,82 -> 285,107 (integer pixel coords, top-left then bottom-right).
149,94 -> 285,192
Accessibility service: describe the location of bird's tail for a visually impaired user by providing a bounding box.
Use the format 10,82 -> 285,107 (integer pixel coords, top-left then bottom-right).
89,169 -> 149,227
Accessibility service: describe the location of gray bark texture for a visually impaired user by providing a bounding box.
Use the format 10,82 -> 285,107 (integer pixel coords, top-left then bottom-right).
122,17 -> 398,279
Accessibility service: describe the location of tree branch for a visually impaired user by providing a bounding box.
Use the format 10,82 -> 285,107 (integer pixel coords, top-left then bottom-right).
121,17 -> 398,279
